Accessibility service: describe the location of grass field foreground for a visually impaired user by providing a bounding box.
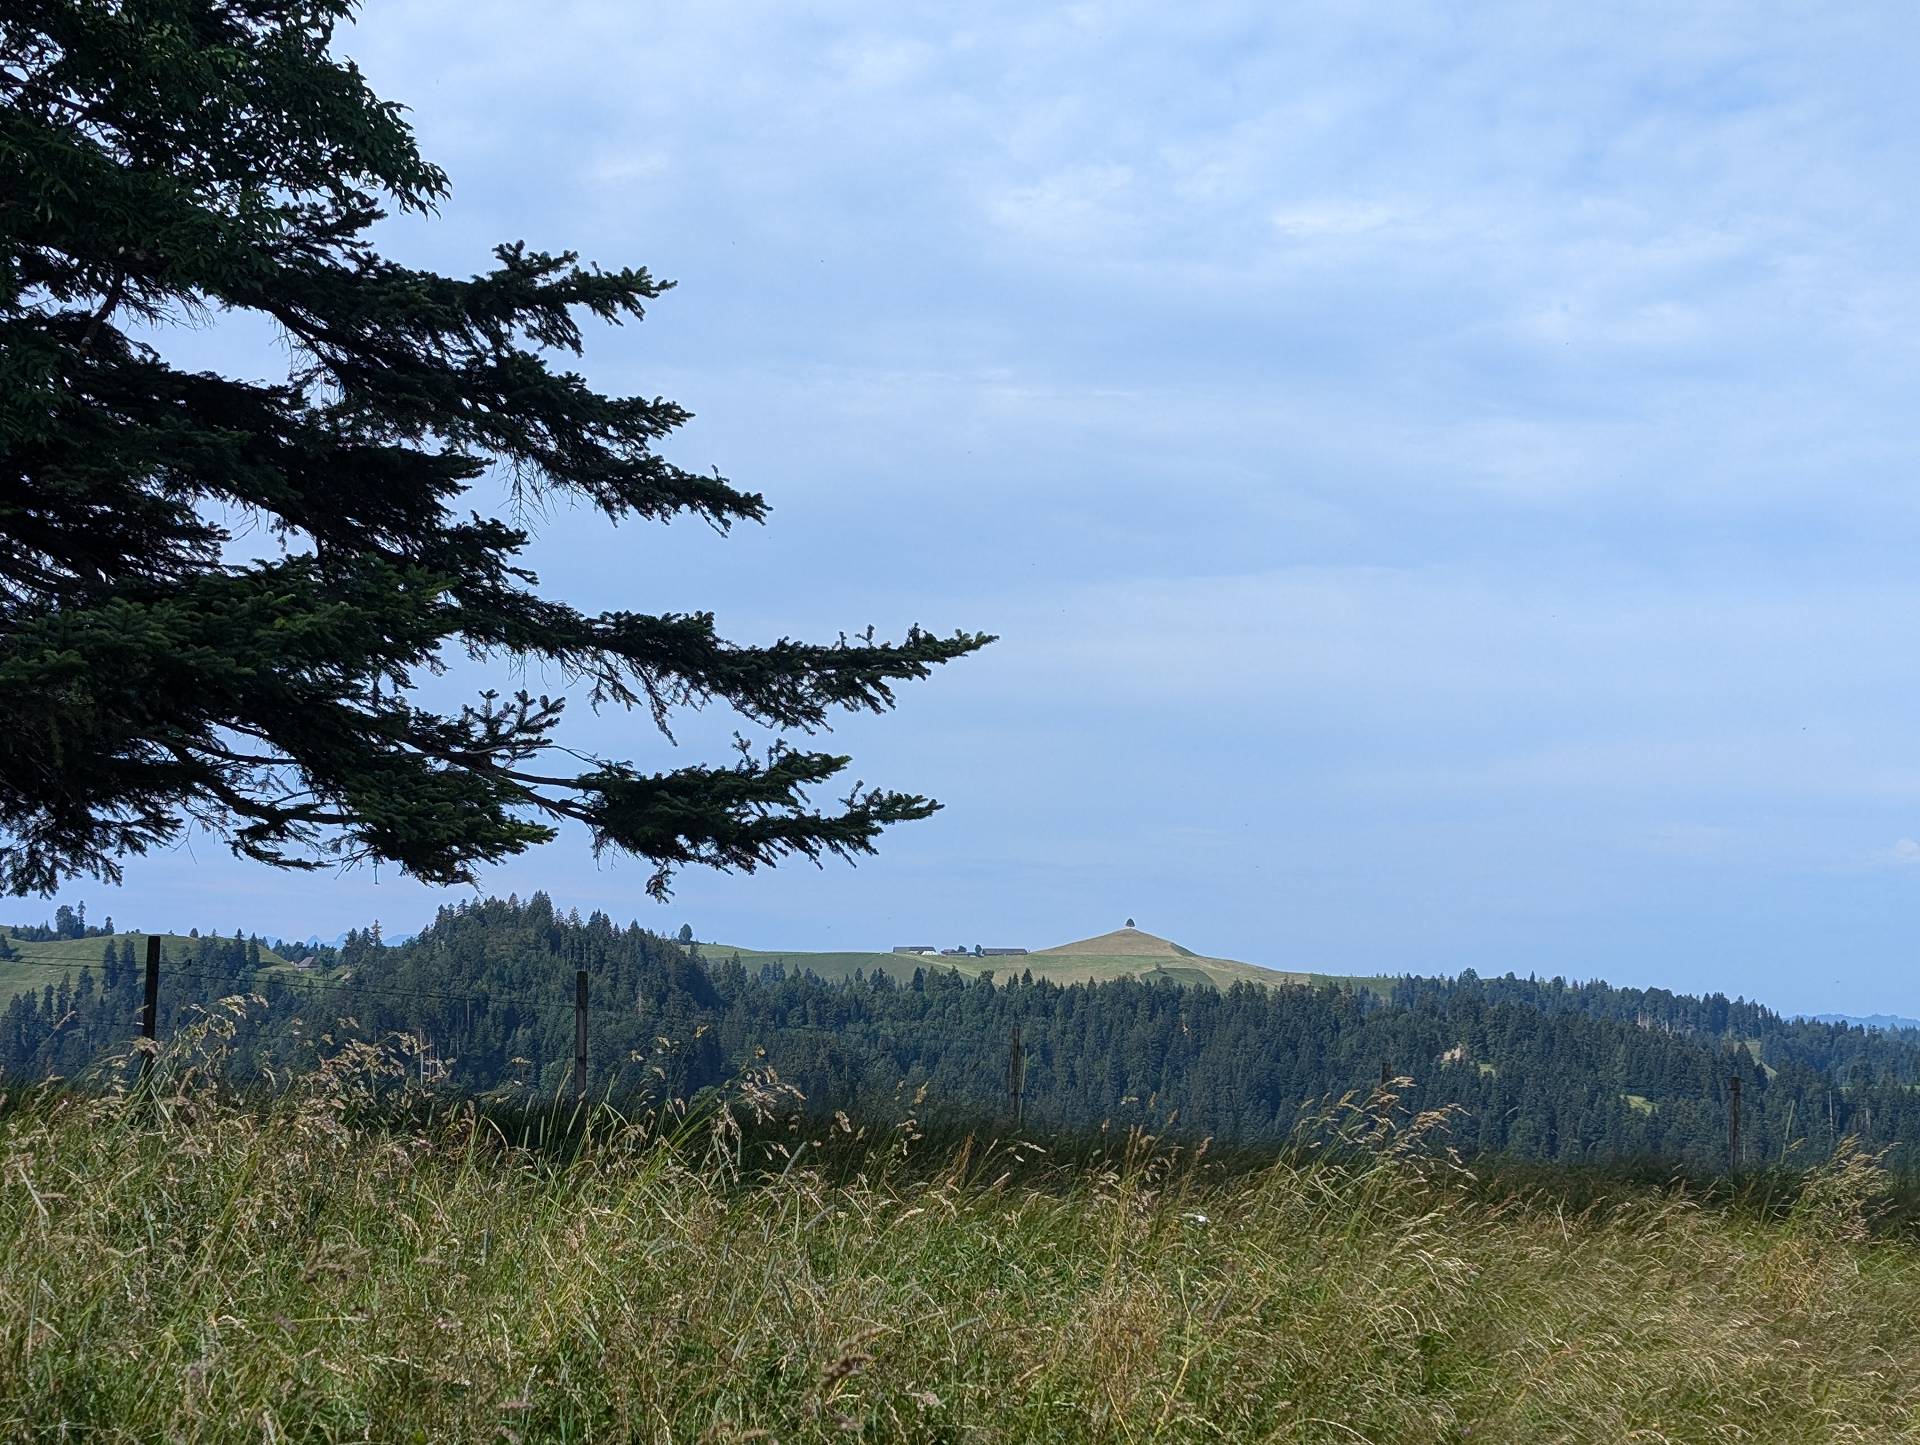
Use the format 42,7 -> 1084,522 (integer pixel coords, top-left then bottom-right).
1,1019 -> 1915,1443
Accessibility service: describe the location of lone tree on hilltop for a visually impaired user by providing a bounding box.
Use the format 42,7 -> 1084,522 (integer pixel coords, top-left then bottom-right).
0,0 -> 989,898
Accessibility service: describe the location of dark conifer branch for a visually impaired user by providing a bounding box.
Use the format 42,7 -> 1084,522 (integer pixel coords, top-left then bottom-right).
0,0 -> 991,897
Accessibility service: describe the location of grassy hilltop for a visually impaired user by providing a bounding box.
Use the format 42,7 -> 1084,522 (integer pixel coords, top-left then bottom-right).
696,923 -> 1390,994
0,1045 -> 1914,1443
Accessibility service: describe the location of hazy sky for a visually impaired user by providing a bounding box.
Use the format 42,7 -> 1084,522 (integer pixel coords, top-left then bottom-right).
33,2 -> 1920,1017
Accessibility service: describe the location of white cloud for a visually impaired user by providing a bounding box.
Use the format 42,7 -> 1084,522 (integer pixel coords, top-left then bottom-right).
1267,201 -> 1403,239
827,35 -> 937,89
983,164 -> 1139,248
1646,824 -> 1737,859
581,150 -> 672,187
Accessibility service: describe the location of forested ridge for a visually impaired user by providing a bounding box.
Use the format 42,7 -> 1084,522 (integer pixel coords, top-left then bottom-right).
7,893 -> 1920,1170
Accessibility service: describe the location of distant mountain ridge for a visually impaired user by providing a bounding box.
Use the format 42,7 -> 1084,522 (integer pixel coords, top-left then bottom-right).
1805,1013 -> 1920,1033
277,929 -> 416,954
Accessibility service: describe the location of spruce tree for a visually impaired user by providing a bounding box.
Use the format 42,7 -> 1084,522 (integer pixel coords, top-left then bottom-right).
1,0 -> 989,898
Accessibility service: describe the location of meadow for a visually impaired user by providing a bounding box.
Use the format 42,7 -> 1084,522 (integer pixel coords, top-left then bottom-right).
1,1014 -> 1916,1444
0,931 -> 292,1004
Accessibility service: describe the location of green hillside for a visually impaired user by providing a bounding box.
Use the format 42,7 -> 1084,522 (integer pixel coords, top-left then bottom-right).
0,932 -> 292,1004
1026,925 -> 1315,989
691,943 -> 978,984
695,925 -> 1390,994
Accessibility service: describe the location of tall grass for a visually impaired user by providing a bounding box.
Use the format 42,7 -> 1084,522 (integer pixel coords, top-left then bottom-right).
1,1008 -> 1917,1442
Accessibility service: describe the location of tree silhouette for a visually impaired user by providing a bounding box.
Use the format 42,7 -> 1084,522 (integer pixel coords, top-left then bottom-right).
1,0 -> 990,899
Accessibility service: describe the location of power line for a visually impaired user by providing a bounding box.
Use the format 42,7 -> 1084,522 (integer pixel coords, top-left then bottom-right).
5,940 -> 972,1032
5,956 -> 635,1021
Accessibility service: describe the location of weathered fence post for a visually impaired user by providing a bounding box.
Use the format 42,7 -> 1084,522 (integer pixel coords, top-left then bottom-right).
1008,1024 -> 1024,1128
1728,1073 -> 1742,1176
574,969 -> 589,1104
138,934 -> 161,1087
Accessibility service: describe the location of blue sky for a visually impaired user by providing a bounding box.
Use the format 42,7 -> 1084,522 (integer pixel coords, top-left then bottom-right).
31,2 -> 1920,1017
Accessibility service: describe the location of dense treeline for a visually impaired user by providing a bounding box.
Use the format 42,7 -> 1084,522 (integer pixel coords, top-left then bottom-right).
7,894 -> 1920,1170
1390,971 -> 1920,1091
7,901 -> 115,943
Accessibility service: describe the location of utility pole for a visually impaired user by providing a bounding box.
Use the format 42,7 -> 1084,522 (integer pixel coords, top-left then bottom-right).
574,969 -> 589,1105
1008,1024 -> 1024,1128
138,935 -> 161,1088
1728,1073 -> 1742,1176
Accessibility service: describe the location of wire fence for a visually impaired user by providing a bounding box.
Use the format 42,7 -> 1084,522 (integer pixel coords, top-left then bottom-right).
4,951 -> 613,1020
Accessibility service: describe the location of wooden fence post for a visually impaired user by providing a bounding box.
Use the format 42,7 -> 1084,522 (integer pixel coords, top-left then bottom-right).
574,969 -> 589,1104
138,935 -> 161,1087
1008,1024 -> 1024,1128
